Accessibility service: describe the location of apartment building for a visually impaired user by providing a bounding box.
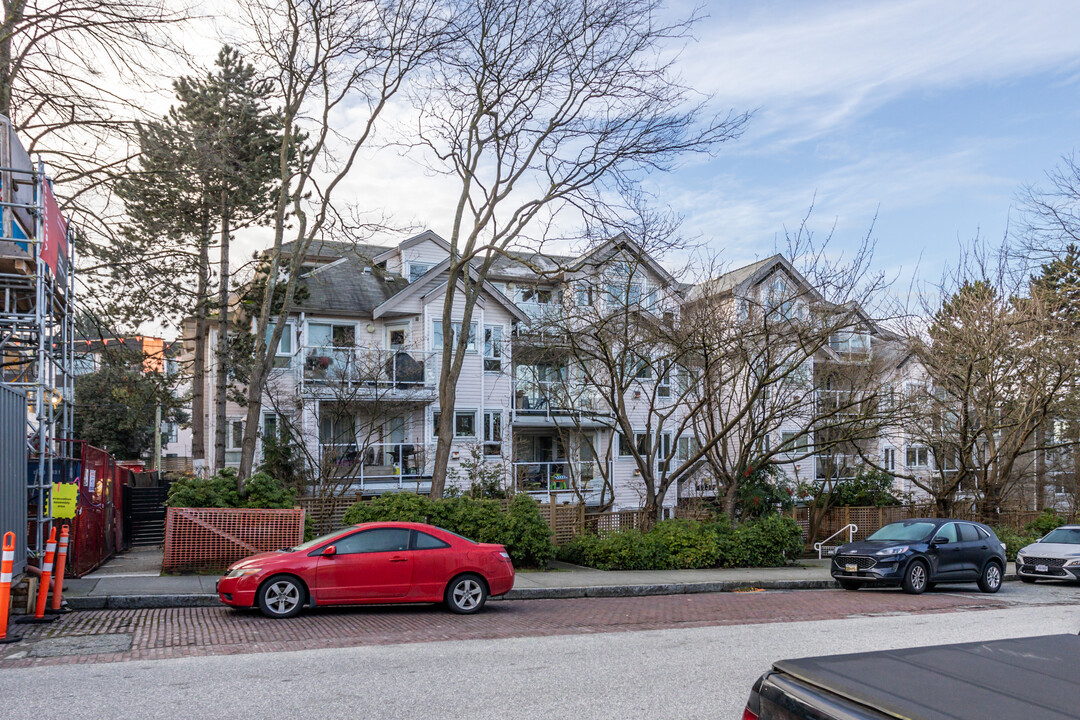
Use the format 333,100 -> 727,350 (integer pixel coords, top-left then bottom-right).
191,230 -> 684,512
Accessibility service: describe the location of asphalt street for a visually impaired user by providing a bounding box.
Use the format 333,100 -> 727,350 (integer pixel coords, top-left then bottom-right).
2,583 -> 1077,720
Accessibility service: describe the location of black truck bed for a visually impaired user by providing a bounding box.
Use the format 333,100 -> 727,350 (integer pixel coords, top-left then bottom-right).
772,634 -> 1080,720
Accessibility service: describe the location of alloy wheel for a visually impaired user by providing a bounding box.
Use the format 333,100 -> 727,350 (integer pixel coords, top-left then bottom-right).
265,580 -> 301,615
986,564 -> 1001,590
453,579 -> 483,610
910,564 -> 926,591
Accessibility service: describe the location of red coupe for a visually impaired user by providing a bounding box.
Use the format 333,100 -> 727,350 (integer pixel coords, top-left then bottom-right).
216,521 -> 515,618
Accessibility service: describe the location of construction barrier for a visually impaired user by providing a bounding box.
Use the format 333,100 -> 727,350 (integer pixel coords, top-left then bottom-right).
49,524 -> 70,613
19,526 -> 58,625
162,507 -> 305,573
1,531 -> 20,643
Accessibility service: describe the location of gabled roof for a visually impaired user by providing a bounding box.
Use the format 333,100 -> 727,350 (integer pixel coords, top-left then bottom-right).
298,254 -> 409,316
372,230 -> 451,264
372,258 -> 532,323
568,233 -> 678,287
279,239 -> 395,263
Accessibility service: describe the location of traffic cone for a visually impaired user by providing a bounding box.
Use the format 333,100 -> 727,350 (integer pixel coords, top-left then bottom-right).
46,524 -> 71,615
17,526 -> 57,624
0,532 -> 22,643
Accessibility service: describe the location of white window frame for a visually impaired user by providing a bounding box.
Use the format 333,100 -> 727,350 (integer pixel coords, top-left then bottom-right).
433,321 -> 478,354
407,261 -> 434,283
882,446 -> 896,472
432,409 -> 478,439
266,321 -> 294,357
906,445 -> 929,468
483,410 -> 502,456
780,431 -> 810,456
483,324 -> 503,373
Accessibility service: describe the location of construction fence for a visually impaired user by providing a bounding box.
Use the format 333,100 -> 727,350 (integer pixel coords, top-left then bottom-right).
162,507 -> 305,572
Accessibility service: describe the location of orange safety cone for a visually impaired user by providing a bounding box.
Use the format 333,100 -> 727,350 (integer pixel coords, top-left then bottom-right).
46,524 -> 71,615
1,532 -> 22,643
17,526 -> 58,625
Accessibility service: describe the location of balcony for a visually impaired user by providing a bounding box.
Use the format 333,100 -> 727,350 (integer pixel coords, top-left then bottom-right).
512,382 -> 611,427
301,347 -> 440,402
513,460 -> 605,505
320,441 -> 434,495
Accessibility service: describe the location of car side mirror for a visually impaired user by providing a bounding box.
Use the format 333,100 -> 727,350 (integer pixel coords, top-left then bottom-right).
932,536 -> 949,545
322,545 -> 337,557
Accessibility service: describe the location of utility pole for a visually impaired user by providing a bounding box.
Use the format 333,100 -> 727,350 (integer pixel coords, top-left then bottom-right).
154,403 -> 162,471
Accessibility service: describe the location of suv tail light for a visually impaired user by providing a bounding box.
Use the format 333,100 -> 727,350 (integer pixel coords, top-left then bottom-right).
741,708 -> 758,720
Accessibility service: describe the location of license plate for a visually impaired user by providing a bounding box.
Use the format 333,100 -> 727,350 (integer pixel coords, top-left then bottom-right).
1036,564 -> 1049,573
845,563 -> 858,573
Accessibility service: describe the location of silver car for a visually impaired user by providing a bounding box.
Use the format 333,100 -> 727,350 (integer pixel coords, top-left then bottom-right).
1016,525 -> 1080,583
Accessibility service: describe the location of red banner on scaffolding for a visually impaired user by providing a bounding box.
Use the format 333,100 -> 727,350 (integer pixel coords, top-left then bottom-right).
40,180 -> 67,279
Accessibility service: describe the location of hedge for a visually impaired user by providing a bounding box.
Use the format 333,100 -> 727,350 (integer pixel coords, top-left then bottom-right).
557,515 -> 804,571
342,492 -> 556,568
165,469 -> 295,510
993,511 -> 1070,562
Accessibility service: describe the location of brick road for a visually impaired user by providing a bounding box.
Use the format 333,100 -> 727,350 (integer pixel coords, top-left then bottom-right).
0,589 -> 1009,668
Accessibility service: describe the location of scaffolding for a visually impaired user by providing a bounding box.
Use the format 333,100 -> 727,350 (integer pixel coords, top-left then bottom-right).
0,115 -> 76,559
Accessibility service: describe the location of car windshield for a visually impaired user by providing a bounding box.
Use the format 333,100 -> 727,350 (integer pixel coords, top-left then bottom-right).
867,521 -> 937,542
288,528 -> 352,552
1040,527 -> 1080,545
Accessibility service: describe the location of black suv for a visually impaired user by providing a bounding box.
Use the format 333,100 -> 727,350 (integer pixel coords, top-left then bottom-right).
830,518 -> 1006,594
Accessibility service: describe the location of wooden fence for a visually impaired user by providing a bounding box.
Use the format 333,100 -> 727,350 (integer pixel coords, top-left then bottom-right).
793,505 -> 1071,546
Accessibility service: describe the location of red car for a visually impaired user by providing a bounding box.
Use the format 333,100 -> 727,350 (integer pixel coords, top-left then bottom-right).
216,521 -> 515,618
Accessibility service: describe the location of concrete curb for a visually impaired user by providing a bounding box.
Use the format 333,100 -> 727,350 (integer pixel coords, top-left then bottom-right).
61,573 -> 1021,610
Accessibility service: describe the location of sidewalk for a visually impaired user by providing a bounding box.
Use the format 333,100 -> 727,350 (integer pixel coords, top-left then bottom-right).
62,548 -> 1017,610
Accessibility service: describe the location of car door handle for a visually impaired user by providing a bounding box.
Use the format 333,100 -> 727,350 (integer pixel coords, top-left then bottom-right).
389,556 -> 408,563
980,545 -> 988,550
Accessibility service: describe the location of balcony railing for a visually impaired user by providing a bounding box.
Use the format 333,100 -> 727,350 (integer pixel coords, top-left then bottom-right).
302,347 -> 439,392
513,382 -> 606,420
513,460 -> 605,504
320,441 -> 434,493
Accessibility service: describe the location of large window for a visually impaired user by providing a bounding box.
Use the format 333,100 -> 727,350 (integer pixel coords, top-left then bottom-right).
829,331 -> 870,354
483,411 -> 502,456
780,431 -> 810,455
618,432 -> 649,457
906,445 -> 929,468
308,322 -> 354,348
266,322 -> 294,356
484,325 -> 503,372
433,410 -> 478,439
433,321 -> 477,353
606,282 -> 642,309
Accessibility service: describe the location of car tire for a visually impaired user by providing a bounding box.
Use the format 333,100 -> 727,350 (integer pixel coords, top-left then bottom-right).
978,561 -> 1003,594
837,579 -> 860,591
445,573 -> 488,614
902,560 -> 929,594
257,575 -> 306,619
1020,575 -> 1037,584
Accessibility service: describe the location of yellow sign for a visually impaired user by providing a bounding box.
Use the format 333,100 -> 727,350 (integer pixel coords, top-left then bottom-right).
51,482 -> 78,519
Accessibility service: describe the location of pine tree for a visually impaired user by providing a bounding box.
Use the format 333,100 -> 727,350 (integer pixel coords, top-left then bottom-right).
113,46 -> 282,472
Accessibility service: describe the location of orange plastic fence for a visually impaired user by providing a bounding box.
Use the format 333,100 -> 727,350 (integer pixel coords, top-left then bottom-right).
162,507 -> 305,572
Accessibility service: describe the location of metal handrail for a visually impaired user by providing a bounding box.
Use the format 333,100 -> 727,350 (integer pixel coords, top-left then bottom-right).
814,523 -> 858,559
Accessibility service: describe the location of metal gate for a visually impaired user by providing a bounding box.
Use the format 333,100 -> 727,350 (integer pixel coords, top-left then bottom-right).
0,384 -> 27,574
124,474 -> 169,548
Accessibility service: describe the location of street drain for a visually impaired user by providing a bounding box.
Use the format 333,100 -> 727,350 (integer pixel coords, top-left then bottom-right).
29,633 -> 133,658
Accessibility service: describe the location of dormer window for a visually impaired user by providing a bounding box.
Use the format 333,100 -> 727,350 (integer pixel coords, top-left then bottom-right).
408,262 -> 434,283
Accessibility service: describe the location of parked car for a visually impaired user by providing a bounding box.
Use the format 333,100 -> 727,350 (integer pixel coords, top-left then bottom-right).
1016,524 -> 1080,583
741,634 -> 1079,720
830,518 -> 1006,594
216,521 -> 515,618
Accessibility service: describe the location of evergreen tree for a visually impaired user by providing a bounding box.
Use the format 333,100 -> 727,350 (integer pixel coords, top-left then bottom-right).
113,46 -> 282,470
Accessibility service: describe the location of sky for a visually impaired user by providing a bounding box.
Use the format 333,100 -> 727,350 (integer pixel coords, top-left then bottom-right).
215,1 -> 1080,295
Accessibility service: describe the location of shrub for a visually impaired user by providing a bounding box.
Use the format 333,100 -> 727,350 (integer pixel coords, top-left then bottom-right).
651,519 -> 720,569
559,513 -> 802,571
242,472 -> 295,509
166,469 -> 296,510
165,471 -> 240,508
341,492 -> 555,568
993,511 -> 1068,562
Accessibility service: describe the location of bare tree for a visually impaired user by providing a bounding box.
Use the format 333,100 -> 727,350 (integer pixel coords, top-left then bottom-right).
888,244 -> 1080,520
416,0 -> 749,496
235,0 -> 445,480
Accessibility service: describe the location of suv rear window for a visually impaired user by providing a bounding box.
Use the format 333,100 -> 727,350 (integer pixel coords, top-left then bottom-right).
959,524 -> 980,542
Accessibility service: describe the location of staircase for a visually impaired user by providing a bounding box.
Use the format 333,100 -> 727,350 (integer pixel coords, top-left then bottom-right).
127,485 -> 169,548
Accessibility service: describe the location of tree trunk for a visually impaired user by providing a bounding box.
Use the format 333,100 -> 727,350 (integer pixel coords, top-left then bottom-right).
190,217 -> 212,467
722,481 -> 738,520
214,198 -> 231,473
0,1 -> 27,118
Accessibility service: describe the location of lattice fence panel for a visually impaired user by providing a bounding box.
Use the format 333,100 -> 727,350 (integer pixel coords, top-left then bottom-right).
163,507 -> 305,572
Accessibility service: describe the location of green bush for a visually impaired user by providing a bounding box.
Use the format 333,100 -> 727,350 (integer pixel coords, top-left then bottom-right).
166,468 -> 295,510
993,511 -> 1069,562
342,492 -> 555,568
558,514 -> 803,571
